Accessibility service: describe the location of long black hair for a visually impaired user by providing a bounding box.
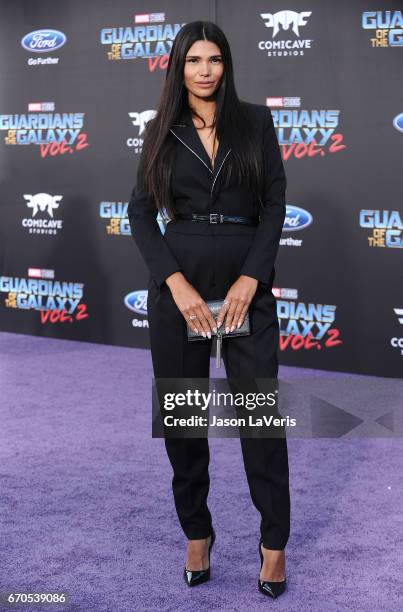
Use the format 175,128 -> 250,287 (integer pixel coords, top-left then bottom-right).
140,20 -> 264,219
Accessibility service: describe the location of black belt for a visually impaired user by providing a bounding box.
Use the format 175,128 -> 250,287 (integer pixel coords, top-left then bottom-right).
174,213 -> 259,226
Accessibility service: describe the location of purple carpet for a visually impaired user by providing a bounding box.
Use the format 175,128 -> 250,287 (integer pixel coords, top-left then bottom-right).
1,330 -> 402,611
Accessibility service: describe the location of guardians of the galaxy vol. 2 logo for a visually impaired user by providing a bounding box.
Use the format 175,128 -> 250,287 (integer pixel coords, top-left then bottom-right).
362,10 -> 403,47
100,12 -> 185,70
0,102 -> 89,157
273,287 -> 343,351
100,201 -> 130,236
267,97 -> 346,159
359,209 -> 403,248
0,268 -> 88,324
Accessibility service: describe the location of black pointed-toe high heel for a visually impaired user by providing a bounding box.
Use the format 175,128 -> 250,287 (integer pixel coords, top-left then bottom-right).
258,538 -> 287,598
183,527 -> 216,587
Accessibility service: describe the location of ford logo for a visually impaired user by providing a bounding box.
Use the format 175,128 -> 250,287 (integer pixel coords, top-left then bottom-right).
283,205 -> 313,231
21,29 -> 67,53
124,290 -> 148,315
393,112 -> 403,133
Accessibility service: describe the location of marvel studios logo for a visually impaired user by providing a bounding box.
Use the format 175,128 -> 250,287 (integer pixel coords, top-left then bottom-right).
272,287 -> 298,299
266,97 -> 301,108
28,268 -> 55,279
134,13 -> 165,23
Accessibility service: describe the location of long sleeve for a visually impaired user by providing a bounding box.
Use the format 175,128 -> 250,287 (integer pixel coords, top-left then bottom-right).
239,105 -> 286,285
126,152 -> 182,289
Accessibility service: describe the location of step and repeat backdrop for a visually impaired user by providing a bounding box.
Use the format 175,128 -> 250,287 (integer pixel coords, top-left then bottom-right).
0,1 -> 402,377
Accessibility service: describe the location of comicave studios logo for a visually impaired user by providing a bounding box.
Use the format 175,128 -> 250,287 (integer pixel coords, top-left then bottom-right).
127,109 -> 157,152
22,192 -> 64,235
391,308 -> 403,355
259,10 -> 313,56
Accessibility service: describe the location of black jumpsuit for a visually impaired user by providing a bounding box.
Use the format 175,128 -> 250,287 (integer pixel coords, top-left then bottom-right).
127,101 -> 290,550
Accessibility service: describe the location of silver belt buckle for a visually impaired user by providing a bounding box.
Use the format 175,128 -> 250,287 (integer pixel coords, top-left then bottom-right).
209,213 -> 223,224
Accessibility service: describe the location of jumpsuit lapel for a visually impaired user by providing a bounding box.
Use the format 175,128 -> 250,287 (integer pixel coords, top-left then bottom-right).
169,106 -> 232,194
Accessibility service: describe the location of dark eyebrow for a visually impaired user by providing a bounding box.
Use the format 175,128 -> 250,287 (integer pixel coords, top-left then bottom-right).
185,54 -> 222,59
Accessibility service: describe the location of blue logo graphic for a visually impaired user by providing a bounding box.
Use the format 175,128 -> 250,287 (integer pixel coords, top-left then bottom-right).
393,113 -> 403,133
124,290 -> 148,315
21,29 -> 67,53
283,205 -> 313,231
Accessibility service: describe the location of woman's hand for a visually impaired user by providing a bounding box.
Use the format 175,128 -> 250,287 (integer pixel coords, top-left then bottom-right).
166,272 -> 217,337
217,275 -> 258,333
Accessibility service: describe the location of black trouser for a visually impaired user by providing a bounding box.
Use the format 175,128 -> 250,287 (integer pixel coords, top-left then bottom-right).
146,228 -> 291,550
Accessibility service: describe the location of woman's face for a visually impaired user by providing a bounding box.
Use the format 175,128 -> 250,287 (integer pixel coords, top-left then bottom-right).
183,40 -> 224,100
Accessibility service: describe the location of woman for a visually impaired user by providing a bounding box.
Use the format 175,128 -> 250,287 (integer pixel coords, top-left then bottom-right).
127,21 -> 290,599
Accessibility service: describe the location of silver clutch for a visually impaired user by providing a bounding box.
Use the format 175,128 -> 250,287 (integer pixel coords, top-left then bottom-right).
187,298 -> 251,368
